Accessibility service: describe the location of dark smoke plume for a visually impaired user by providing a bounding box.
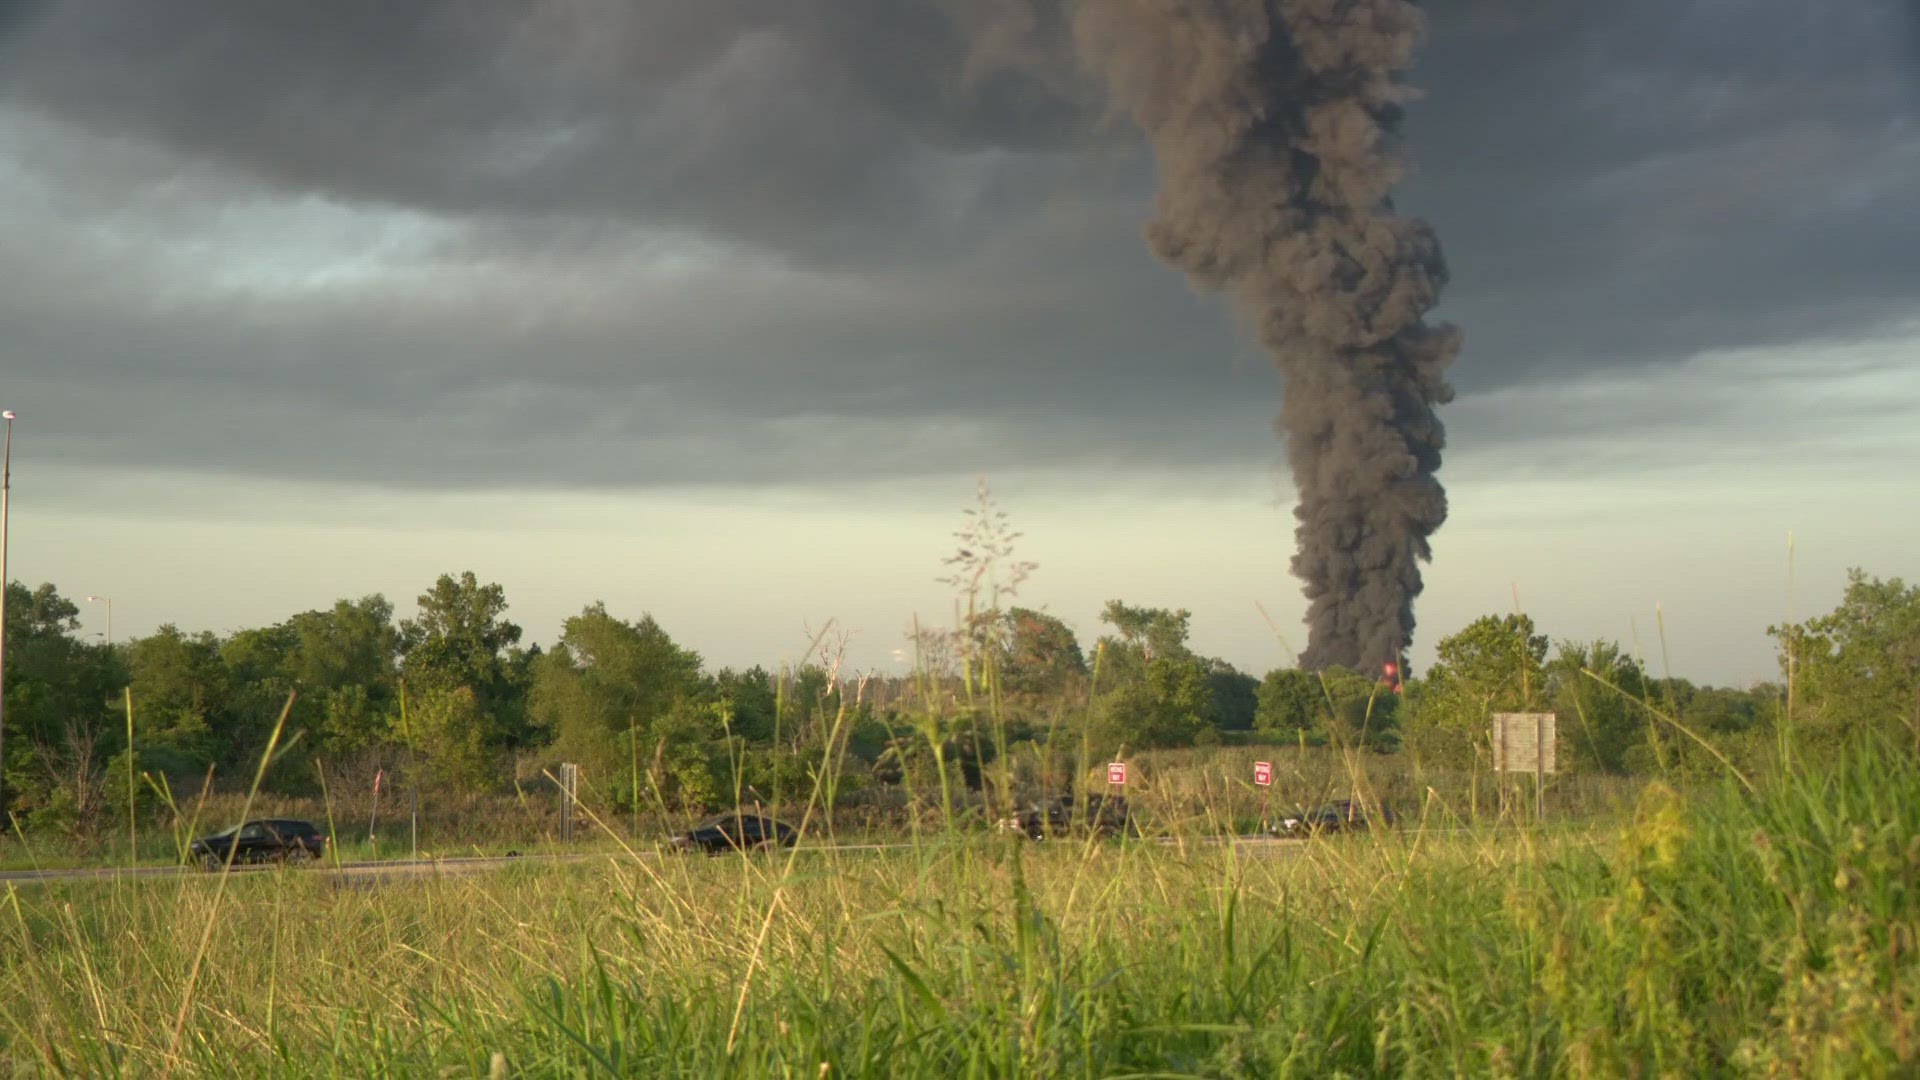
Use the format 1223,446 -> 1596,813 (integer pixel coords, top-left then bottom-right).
1059,0 -> 1461,670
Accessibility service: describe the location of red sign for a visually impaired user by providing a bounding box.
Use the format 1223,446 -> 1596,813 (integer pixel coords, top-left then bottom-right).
1253,761 -> 1273,787
1107,762 -> 1127,786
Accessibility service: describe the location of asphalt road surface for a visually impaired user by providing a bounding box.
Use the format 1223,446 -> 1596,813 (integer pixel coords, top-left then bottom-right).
0,834 -> 1309,886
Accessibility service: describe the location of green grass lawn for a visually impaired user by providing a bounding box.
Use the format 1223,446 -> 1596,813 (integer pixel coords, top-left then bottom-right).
2,752 -> 1915,1077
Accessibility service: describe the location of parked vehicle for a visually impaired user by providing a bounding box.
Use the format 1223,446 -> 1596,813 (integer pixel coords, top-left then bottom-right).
1277,800 -> 1396,837
189,819 -> 328,869
668,812 -> 797,854
1001,794 -> 1136,841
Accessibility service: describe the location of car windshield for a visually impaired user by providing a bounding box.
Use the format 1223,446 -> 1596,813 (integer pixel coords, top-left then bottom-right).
698,813 -> 772,831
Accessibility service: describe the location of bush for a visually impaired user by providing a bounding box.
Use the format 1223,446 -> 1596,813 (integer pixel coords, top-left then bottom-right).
101,750 -> 162,818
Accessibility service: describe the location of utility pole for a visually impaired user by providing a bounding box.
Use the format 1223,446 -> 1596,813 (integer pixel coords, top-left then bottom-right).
0,410 -> 15,808
87,595 -> 112,647
87,595 -> 124,858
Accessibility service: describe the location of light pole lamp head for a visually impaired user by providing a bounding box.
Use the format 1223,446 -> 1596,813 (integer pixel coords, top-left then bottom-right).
1,410 -> 14,420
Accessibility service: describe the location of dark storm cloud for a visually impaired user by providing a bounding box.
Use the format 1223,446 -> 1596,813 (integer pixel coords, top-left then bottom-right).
1407,0 -> 1920,382
0,0 -> 1915,490
0,0 -> 1089,269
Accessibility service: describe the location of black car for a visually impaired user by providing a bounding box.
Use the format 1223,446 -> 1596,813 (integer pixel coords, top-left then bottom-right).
1003,794 -> 1136,841
668,812 -> 797,854
1278,800 -> 1396,837
190,818 -> 328,869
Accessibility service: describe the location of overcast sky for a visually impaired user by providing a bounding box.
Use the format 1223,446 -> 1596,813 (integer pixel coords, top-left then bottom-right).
2,0 -> 1916,685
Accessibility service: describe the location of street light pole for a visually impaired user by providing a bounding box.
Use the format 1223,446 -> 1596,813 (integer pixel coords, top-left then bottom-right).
0,410 -> 15,806
86,595 -> 113,647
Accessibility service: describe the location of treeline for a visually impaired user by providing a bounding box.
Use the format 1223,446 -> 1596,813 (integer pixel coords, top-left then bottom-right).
2,566 -> 1914,835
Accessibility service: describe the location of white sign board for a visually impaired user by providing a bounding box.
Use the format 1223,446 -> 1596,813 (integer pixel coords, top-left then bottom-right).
1491,713 -> 1557,776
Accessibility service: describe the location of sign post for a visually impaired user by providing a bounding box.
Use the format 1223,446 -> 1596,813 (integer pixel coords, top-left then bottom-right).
368,768 -> 383,845
558,763 -> 581,842
1253,760 -> 1273,832
1491,713 -> 1557,821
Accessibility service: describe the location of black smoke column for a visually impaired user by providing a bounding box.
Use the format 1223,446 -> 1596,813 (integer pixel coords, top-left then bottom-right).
1066,0 -> 1461,670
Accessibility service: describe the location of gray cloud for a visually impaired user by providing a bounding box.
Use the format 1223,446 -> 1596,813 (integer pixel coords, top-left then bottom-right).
0,0 -> 1915,491
0,0 -> 1090,269
1408,0 -> 1920,379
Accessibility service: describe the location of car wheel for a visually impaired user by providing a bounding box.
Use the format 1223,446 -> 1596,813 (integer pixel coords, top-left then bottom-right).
287,845 -> 316,864
200,852 -> 223,872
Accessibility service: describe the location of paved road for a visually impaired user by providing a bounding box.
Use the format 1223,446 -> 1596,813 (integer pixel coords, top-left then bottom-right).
0,854 -> 576,886
0,833 -> 1309,886
0,846 -> 691,885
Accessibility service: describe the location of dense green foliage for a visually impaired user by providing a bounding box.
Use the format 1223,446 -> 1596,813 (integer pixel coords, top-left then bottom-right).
2,560 -> 1914,835
1773,570 -> 1920,753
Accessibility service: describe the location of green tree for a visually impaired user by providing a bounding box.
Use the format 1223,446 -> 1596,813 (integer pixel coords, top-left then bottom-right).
286,595 -> 399,752
1772,570 -> 1920,754
1548,639 -> 1650,774
400,572 -> 526,751
1099,601 -> 1194,662
529,603 -> 704,784
1675,683 -> 1766,739
710,667 -> 777,743
1206,659 -> 1259,732
639,699 -> 723,810
1651,678 -> 1773,776
126,625 -> 230,766
2,583 -> 120,814
1317,667 -> 1401,751
1255,669 -> 1322,737
218,623 -> 299,761
1253,667 -> 1397,748
102,748 -> 161,818
1085,601 -> 1214,748
1095,655 -> 1213,749
2,584 -> 119,747
211,596 -> 400,766
1403,614 -> 1548,766
995,608 -> 1086,697
397,685 -> 494,791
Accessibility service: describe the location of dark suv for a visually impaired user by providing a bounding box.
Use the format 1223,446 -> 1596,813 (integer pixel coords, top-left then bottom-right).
668,812 -> 797,854
189,819 -> 328,869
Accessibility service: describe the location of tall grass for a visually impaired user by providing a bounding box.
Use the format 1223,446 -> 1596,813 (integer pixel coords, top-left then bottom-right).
1,741 -> 1915,1076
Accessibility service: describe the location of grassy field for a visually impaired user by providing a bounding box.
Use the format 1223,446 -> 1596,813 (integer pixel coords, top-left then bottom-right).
2,750 -> 1915,1077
